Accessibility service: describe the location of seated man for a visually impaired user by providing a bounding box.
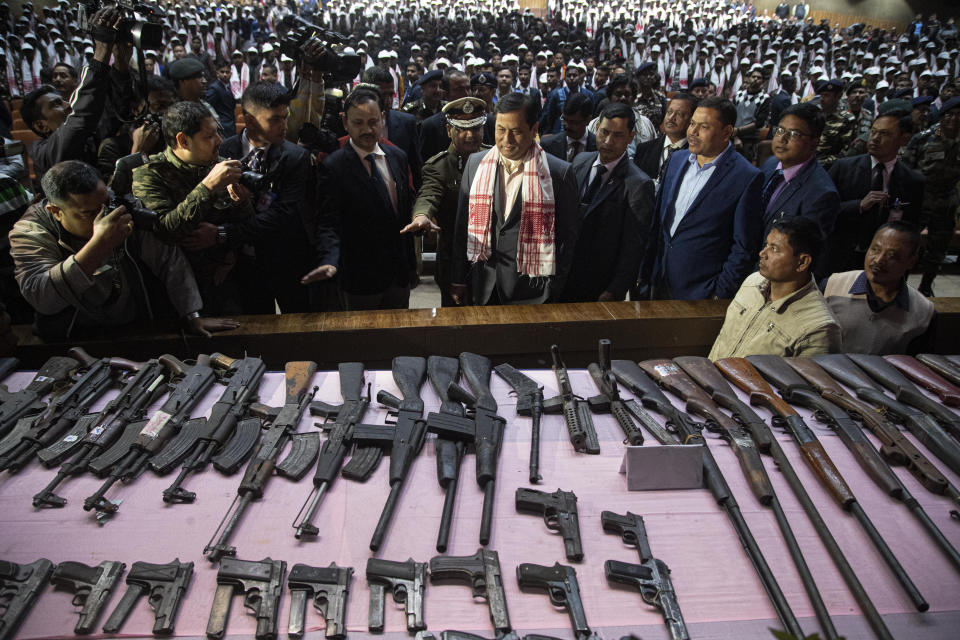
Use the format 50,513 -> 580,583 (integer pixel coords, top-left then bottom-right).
8,160 -> 237,340
822,222 -> 935,354
709,216 -> 840,360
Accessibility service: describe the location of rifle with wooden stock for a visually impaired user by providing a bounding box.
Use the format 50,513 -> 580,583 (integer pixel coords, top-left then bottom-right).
608,359 -> 804,638
638,359 -> 837,640
916,354 -> 960,387
716,357 -> 928,612
885,355 -> 960,407
673,355 -> 893,640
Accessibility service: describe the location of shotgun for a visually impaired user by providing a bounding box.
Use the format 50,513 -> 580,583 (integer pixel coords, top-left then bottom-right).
586,340 -> 645,445
639,359 -> 836,640
716,357 -> 928,612
916,354 -> 960,387
493,363 -> 544,483
885,355 -> 960,407
610,360 -> 804,638
673,355 -> 893,640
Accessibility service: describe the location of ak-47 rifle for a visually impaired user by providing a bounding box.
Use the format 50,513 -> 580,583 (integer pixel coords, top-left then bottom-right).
813,354 -> 960,477
585,340 -> 645,446
0,348 -> 139,473
423,356 -> 473,552
638,359 -> 836,640
292,362 -> 371,539
716,357 -> 928,612
916,354 -> 960,387
673,355 -> 893,640
449,352 -> 507,546
609,359 -> 804,639
601,511 -> 689,640
82,355 -> 219,518
32,357 -> 173,509
493,363 -> 544,483
544,345 -> 600,454
0,355 -> 78,438
784,356 -> 960,568
607,361 -> 675,444
348,356 -> 428,551
204,361 -> 319,562
153,354 -> 266,504
885,355 -> 960,407
0,558 -> 53,640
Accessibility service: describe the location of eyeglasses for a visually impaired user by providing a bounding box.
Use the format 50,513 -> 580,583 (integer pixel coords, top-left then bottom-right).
772,126 -> 814,141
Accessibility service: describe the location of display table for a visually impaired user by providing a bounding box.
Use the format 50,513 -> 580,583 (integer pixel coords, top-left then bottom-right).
2,365 -> 959,639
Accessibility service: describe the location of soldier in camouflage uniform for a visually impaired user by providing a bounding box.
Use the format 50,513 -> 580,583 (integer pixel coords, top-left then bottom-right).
842,80 -> 875,157
132,101 -> 255,316
400,97 -> 490,306
400,69 -> 444,124
903,96 -> 960,296
634,62 -> 666,128
815,79 -> 857,170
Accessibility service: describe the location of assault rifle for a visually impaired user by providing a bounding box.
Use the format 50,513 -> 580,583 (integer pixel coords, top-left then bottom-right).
586,340 -> 644,445
32,357 -> 173,508
611,359 -> 804,639
429,549 -> 511,635
83,355 -> 218,518
544,345 -> 600,454
515,487 -> 583,561
493,363 -> 544,483
205,361 -> 318,562
0,348 -> 139,473
0,355 -> 78,438
516,563 -> 598,640
0,558 -> 53,640
674,355 -> 893,640
206,557 -> 285,640
637,359 -> 835,639
49,560 -> 126,634
103,559 -> 194,636
449,352 -> 507,546
607,361 -> 676,444
292,362 -> 371,539
287,563 -> 352,640
154,354 -> 267,504
602,511 -> 688,640
366,557 -> 426,632
717,357 -> 928,612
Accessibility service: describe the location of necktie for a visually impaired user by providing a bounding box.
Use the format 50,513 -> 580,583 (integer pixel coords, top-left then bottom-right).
568,140 -> 581,162
657,145 -> 680,185
367,153 -> 396,215
583,165 -> 608,204
761,169 -> 784,212
871,162 -> 885,192
245,146 -> 266,173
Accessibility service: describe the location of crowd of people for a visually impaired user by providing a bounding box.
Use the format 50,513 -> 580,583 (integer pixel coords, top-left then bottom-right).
0,0 -> 957,357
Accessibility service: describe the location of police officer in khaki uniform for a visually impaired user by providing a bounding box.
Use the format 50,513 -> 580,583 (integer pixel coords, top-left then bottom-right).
401,97 -> 490,306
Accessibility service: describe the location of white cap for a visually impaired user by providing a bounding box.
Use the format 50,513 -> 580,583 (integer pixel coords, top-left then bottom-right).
435,57 -> 450,67
378,49 -> 391,59
247,46 -> 258,53
281,53 -> 294,62
876,80 -> 889,89
262,43 -> 274,52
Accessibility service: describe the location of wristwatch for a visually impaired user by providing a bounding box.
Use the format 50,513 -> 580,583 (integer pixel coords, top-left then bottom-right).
184,311 -> 201,321
216,225 -> 227,245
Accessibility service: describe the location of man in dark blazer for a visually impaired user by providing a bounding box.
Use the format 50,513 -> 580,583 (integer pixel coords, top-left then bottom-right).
562,103 -> 654,302
642,97 -> 764,300
451,93 -> 580,305
206,60 -> 237,134
419,69 -> 472,160
539,92 -> 597,162
309,88 -> 416,310
364,66 -> 424,187
634,92 -> 695,183
760,103 -> 840,240
217,82 -> 316,312
826,109 -> 924,274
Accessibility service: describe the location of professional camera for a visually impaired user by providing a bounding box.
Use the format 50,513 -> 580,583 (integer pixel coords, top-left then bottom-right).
276,15 -> 362,83
78,0 -> 166,50
110,192 -> 158,230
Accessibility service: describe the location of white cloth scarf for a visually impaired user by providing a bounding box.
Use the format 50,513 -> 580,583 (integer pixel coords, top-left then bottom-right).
230,63 -> 250,99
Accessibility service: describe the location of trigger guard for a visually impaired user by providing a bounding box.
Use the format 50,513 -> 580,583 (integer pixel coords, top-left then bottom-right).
547,586 -> 567,607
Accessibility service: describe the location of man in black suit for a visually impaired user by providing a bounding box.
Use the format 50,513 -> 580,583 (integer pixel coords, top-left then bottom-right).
206,60 -> 237,135
516,64 -> 542,105
215,82 -> 317,312
767,73 -> 797,134
451,93 -> 579,305
310,88 -> 417,310
634,92 -> 696,185
562,103 -> 654,302
419,69 -> 472,161
826,108 -> 925,274
539,93 -> 597,162
364,66 -> 423,187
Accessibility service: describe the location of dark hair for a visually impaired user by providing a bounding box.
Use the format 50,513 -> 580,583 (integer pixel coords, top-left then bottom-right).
344,87 -> 382,115
518,63 -> 531,71
606,75 -> 637,100
52,62 -> 78,79
884,111 -> 914,135
599,101 -> 636,131
242,81 -> 291,111
780,102 -> 826,137
697,97 -> 737,127
495,65 -> 515,80
41,160 -> 102,207
771,216 -> 823,263
146,75 -> 175,95
563,92 -> 593,119
875,221 -> 922,255
495,92 -> 539,127
21,84 -> 59,134
441,68 -> 467,90
162,100 -> 216,148
363,66 -> 393,85
667,91 -> 698,113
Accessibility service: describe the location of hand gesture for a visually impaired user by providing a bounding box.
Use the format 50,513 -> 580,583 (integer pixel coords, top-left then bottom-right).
202,160 -> 243,193
400,214 -> 441,235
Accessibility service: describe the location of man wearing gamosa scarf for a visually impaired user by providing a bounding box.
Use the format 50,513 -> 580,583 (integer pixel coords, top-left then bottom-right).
450,93 -> 579,306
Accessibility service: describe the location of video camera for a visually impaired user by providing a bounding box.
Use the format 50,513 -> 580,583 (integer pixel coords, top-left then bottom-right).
110,192 -> 158,230
276,15 -> 362,83
77,0 -> 167,50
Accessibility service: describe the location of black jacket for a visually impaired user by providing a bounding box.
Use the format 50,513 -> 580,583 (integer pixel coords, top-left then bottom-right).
205,80 -> 237,135
386,109 -> 423,188
633,134 -> 666,181
539,131 -> 597,161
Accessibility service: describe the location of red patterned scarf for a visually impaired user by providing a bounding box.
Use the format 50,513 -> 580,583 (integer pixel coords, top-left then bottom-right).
466,143 -> 556,277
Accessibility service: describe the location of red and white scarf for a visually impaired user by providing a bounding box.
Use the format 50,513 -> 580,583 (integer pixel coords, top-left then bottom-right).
467,144 -> 555,278
230,63 -> 250,99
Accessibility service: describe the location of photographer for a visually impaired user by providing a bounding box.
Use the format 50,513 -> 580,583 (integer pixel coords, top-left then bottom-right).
19,6 -> 134,182
131,100 -> 256,316
8,160 -> 238,340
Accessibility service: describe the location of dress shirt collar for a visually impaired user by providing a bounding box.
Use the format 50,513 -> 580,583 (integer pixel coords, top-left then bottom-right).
870,154 -> 897,176
849,270 -> 910,311
350,138 -> 385,160
776,155 -> 814,182
687,141 -> 732,169
500,155 -> 524,175
566,132 -> 589,149
240,129 -> 270,158
593,151 -> 625,175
